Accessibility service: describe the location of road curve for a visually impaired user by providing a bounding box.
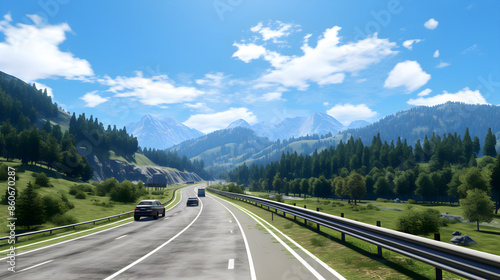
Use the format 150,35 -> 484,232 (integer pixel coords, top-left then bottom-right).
1,184 -> 342,279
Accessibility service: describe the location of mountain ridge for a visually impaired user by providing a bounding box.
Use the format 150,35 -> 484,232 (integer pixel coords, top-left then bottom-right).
126,115 -> 204,150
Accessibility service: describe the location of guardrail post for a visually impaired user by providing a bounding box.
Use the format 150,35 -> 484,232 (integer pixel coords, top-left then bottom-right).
341,213 -> 345,242
50,230 -> 52,234
435,233 -> 443,280
377,221 -> 382,257
316,208 -> 320,231
304,205 -> 306,209
272,212 -> 274,221
293,203 -> 296,206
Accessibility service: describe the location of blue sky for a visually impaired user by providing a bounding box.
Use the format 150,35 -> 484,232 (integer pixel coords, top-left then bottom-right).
0,0 -> 498,133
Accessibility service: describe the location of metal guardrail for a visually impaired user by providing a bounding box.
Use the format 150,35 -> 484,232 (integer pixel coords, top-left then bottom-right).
0,188 -> 180,242
208,188 -> 500,280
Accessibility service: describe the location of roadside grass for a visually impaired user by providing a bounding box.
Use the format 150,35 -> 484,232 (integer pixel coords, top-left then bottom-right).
212,190 -> 500,279
0,183 -> 185,253
244,191 -> 500,256
0,159 -> 185,235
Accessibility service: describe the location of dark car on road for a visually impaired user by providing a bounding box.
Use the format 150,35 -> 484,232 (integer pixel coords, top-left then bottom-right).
134,200 -> 165,220
186,197 -> 199,206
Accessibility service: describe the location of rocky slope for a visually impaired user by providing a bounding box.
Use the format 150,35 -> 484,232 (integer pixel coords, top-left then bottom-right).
88,155 -> 202,184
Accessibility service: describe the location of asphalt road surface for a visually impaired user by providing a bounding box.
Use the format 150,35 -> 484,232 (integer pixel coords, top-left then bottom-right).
1,184 -> 343,280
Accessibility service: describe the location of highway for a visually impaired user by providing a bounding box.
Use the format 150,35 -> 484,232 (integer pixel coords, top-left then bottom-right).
1,184 -> 342,280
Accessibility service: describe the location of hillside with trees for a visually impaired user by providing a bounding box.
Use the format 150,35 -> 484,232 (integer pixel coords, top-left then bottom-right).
342,102 -> 500,154
228,128 -> 499,212
0,71 -> 208,181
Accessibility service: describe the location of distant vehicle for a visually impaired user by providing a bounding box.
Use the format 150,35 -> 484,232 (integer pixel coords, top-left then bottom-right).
187,197 -> 199,206
134,200 -> 165,220
198,188 -> 205,197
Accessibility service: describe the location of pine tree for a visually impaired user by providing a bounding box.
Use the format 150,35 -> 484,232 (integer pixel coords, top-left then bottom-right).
473,136 -> 481,156
17,182 -> 46,229
491,155 -> 500,214
415,173 -> 435,202
483,128 -> 497,157
463,128 -> 473,160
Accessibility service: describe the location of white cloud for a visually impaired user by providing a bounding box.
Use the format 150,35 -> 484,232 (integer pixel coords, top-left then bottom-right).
433,49 -> 440,58
417,88 -> 432,97
402,39 -> 422,50
407,88 -> 487,106
436,62 -> 450,68
356,78 -> 367,83
183,108 -> 257,133
462,44 -> 478,54
0,14 -> 94,82
184,102 -> 207,109
33,82 -> 54,98
326,103 -> 377,126
424,18 -> 439,30
195,72 -> 225,87
261,92 -> 283,101
257,26 -> 397,90
3,13 -> 12,22
250,21 -> 298,42
384,60 -> 431,92
323,102 -> 329,106
244,91 -> 285,103
303,33 -> 312,43
99,71 -> 205,106
80,91 -> 109,107
232,43 -> 267,63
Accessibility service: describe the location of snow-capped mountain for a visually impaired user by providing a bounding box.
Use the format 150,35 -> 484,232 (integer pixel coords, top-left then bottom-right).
226,112 -> 351,140
226,119 -> 253,130
127,115 -> 204,149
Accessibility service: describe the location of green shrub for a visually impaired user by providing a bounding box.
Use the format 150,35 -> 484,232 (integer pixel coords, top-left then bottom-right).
407,199 -> 417,204
69,187 -> 77,196
75,191 -> 86,199
151,190 -> 165,195
42,195 -> 67,218
396,208 -> 442,235
60,194 -> 74,209
366,203 -> 374,210
51,214 -> 78,226
376,198 -> 390,203
35,172 -> 51,187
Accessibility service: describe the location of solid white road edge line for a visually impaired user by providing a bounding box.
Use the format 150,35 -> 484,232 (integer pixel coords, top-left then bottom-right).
228,258 -> 235,270
234,202 -> 346,280
0,221 -> 132,262
0,187 -> 184,259
210,193 -> 346,280
0,219 -> 131,254
214,196 -> 325,280
18,260 -> 53,272
104,193 -> 204,280
210,196 -> 257,280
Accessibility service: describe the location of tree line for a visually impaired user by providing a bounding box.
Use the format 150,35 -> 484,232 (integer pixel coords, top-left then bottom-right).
0,120 -> 93,180
0,72 -> 58,132
228,128 -> 500,211
69,112 -> 138,158
140,148 -> 210,179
